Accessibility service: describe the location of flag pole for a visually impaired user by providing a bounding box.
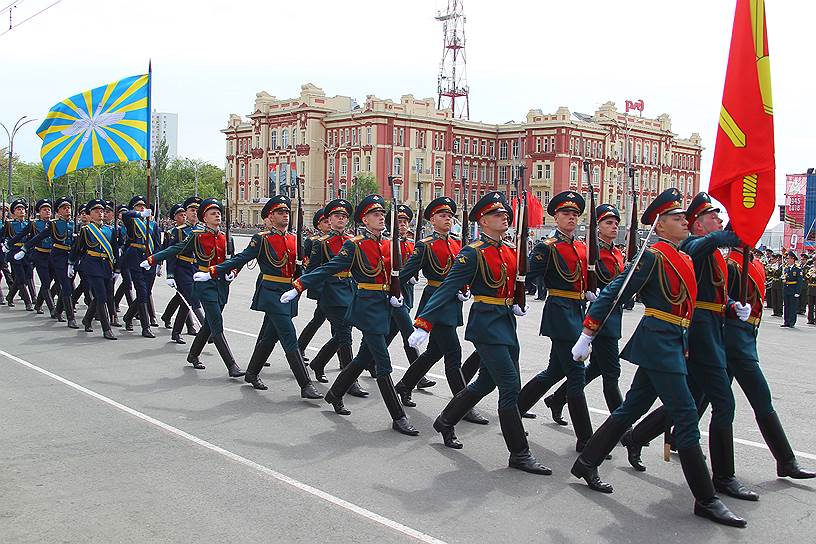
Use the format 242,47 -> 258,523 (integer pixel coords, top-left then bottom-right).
145,60 -> 153,257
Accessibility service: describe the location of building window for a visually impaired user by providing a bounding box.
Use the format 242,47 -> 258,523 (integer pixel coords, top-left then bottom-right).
536,138 -> 542,153
652,146 -> 658,165
434,186 -> 442,199
453,138 -> 460,154
480,140 -> 486,156
489,141 -> 495,157
365,155 -> 371,171
499,166 -> 508,183
480,164 -> 487,181
393,156 -> 402,176
341,156 -> 348,177
282,129 -> 289,148
464,138 -> 470,155
254,164 -> 259,177
328,157 -> 335,176
472,163 -> 478,181
511,140 -> 519,159
544,163 -> 552,180
536,164 -> 543,179
366,126 -> 373,145
570,164 -> 577,182
463,162 -> 470,180
593,167 -> 600,184
499,141 -> 508,160
270,131 -> 277,149
472,138 -> 478,155
643,143 -> 650,165
352,156 -> 360,174
398,128 -> 405,147
652,172 -> 658,189
543,191 -> 551,206
239,163 -> 245,181
635,171 -> 641,189
453,162 -> 461,180
435,160 -> 442,179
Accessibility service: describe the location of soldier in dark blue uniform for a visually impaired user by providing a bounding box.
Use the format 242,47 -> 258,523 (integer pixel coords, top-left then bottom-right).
159,197 -> 201,340
10,198 -> 56,316
569,189 -> 746,527
144,198 -> 245,377
781,251 -> 803,328
298,199 -> 367,398
159,203 -> 187,334
113,204 -> 135,313
393,196 -> 487,424
68,199 -> 118,340
296,208 -> 330,361
541,204 -> 627,425
2,199 -> 35,310
516,191 -> 597,451
207,195 -> 322,399
281,194 -> 418,436
102,200 -> 123,328
411,191 -> 550,474
120,195 -> 161,338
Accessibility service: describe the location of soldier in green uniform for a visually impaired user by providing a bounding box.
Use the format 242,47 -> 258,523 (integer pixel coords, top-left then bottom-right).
570,189 -> 746,527
296,208 -> 330,361
770,253 -> 784,316
411,191 -> 550,475
281,194 -> 418,436
197,195 -> 322,398
781,251 -> 803,327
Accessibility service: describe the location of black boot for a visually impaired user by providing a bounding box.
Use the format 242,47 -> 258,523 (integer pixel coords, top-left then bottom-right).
123,303 -> 136,331
138,303 -> 156,338
516,376 -> 551,418
161,294 -> 178,328
244,340 -> 274,390
568,394 -> 595,452
621,406 -> 672,472
433,388 -> 483,449
543,392 -> 569,425
148,296 -> 159,327
107,299 -> 121,328
709,426 -> 759,501
20,284 -> 34,311
602,381 -> 624,413
499,407 -> 551,475
97,304 -> 117,340
339,345 -> 368,398
324,362 -> 365,416
679,445 -> 747,528
285,350 -> 323,399
395,351 -> 435,405
447,367 -> 489,425
620,430 -> 646,472
185,313 -> 198,336
757,411 -> 816,479
34,289 -> 45,314
186,328 -> 208,369
212,333 -> 244,377
460,351 -> 480,384
308,337 -> 338,383
394,380 -> 416,407
417,376 -> 436,389
82,300 -> 97,332
570,416 -> 628,492
378,375 -> 419,436
65,300 -> 79,329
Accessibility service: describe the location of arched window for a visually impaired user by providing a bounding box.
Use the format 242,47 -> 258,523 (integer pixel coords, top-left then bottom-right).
393,156 -> 402,176
435,160 -> 442,179
282,129 -> 289,148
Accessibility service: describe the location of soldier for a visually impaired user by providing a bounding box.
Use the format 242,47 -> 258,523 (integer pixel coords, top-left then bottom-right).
722,246 -> 814,479
71,205 -> 90,309
570,188 -> 746,527
798,254 -> 808,315
203,195 -> 323,399
539,204 -> 626,426
299,198 -> 367,398
9,198 -> 56,316
160,200 -> 201,342
409,191 -> 549,473
281,194 -> 419,436
102,200 -> 123,328
781,251 -> 803,328
296,208 -> 330,362
67,199 -> 118,340
158,202 -> 187,332
143,198 -> 245,377
807,257 -> 816,325
393,196 -> 487,424
515,191 -> 597,452
2,199 -> 35,310
121,196 -> 162,338
113,204 -> 135,313
770,253 -> 784,316
14,197 -> 78,328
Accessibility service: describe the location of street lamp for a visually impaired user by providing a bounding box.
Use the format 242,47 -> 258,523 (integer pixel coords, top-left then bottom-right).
1,116 -> 38,198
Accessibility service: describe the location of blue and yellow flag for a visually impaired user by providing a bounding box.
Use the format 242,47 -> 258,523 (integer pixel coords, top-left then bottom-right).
36,73 -> 150,181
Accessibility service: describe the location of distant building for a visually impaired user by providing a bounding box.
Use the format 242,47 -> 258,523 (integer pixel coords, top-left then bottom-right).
151,111 -> 178,160
222,83 -> 702,226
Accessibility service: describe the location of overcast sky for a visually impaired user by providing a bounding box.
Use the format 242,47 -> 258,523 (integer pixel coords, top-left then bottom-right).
2,0 -> 813,225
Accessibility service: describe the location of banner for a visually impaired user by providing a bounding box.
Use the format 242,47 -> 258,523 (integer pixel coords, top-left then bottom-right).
783,174 -> 806,252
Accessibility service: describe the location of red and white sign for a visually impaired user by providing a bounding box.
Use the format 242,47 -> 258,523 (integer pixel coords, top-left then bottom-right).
625,99 -> 644,114
784,174 -> 806,252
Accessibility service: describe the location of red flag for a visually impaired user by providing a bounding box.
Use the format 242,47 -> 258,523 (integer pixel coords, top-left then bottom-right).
708,0 -> 775,247
511,194 -> 544,228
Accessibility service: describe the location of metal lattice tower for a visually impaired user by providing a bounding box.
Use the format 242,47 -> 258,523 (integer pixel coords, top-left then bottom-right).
436,0 -> 469,119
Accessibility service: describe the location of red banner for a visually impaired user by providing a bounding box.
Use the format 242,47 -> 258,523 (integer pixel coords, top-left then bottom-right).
784,174 -> 806,252
708,0 -> 775,247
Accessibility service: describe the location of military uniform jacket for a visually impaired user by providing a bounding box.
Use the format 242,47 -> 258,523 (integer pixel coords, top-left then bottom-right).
596,240 -> 625,339
724,248 -> 765,362
2,220 -> 30,257
216,229 -> 298,317
783,265 -> 803,295
120,211 -> 161,269
415,234 -> 518,347
399,232 -> 463,323
528,230 -> 588,341
9,219 -> 54,255
69,223 -> 116,277
679,231 -> 741,370
294,230 -> 395,335
22,218 -> 75,255
163,223 -> 198,279
148,227 -> 233,305
585,239 -> 697,374
304,231 -> 354,309
303,234 -> 322,300
398,237 -> 417,310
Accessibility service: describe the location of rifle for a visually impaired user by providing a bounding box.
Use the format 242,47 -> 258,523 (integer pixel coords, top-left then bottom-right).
625,165 -> 638,263
387,175 -> 402,298
513,166 -> 529,308
415,177 -> 423,245
294,175 -> 304,278
585,160 -> 599,292
461,176 -> 469,245
225,175 -> 234,257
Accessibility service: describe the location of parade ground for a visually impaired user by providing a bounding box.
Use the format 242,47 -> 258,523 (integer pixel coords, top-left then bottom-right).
1,236 -> 814,544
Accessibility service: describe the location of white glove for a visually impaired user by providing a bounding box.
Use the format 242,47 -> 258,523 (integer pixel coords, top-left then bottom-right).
166,278 -> 176,289
389,295 -> 403,307
794,294 -> 800,298
2,241 -> 8,252
512,304 -> 528,316
140,209 -> 152,218
408,277 -> 418,285
156,266 -> 163,277
571,332 -> 594,362
225,271 -> 236,282
13,250 -> 25,261
280,288 -> 299,303
139,259 -> 151,270
733,301 -> 751,321
112,272 -> 120,281
67,264 -> 75,278
193,271 -> 211,282
457,290 -> 471,302
408,328 -> 430,348
585,289 -> 600,302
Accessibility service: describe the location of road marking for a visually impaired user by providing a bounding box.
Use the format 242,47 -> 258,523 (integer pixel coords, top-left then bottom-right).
0,348 -> 447,544
276,330 -> 816,462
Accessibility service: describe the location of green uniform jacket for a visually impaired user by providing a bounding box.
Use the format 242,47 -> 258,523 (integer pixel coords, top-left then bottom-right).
399,232 -> 463,325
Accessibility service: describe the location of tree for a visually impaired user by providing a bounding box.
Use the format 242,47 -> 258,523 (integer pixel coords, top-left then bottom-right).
349,172 -> 379,211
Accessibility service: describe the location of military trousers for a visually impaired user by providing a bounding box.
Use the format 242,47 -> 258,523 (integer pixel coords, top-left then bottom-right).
783,293 -> 799,327
467,340 -> 521,410
321,303 -> 352,348
258,311 -> 299,353
349,332 -> 392,377
528,339 -> 587,398
726,357 -> 773,419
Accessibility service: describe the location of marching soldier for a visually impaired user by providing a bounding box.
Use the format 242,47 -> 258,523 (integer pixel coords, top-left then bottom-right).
159,203 -> 187,334
393,197 -> 487,424
281,194 -> 419,436
103,200 -> 122,328
296,208 -> 330,361
67,199 -> 118,340
120,195 -> 161,338
570,188 -> 746,527
540,203 -> 626,425
516,191 -> 597,451
142,198 -> 245,377
770,253 -> 784,316
781,251 -> 803,328
205,195 -> 322,399
113,204 -> 135,313
2,198 -> 35,310
9,198 -> 56,316
409,191 -> 549,473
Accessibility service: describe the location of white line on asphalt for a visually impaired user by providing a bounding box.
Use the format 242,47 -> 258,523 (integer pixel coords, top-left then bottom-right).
267,329 -> 816,462
0,348 -> 447,544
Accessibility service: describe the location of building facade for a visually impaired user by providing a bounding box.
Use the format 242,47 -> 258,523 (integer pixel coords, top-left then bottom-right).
222,84 -> 702,227
151,111 -> 178,160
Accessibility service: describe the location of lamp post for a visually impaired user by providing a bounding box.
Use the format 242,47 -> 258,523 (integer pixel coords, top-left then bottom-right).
1,116 -> 38,198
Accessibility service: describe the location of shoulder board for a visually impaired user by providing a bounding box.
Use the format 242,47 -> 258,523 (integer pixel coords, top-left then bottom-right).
504,241 -> 516,249
543,238 -> 557,245
468,241 -> 484,249
421,236 -> 434,243
317,234 -> 331,242
350,235 -> 364,242
450,234 -> 461,240
257,230 -> 269,236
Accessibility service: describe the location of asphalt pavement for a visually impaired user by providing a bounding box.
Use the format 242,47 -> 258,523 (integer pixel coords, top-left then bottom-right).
1,235 -> 815,543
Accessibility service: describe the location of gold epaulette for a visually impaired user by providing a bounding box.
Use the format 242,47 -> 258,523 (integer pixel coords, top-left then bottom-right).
504,241 -> 516,249
543,238 -> 557,246
421,236 -> 434,243
350,235 -> 364,242
468,240 -> 484,249
450,234 -> 461,240
257,230 -> 269,236
317,234 -> 331,242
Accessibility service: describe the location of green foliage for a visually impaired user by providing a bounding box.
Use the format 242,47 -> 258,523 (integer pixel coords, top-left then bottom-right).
349,172 -> 379,210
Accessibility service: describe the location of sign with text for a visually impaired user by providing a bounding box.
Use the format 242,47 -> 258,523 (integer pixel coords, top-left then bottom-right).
784,174 -> 806,252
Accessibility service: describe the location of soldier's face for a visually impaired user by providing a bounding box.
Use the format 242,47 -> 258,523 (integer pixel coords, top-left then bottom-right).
134,203 -> 146,212
787,256 -> 795,266
598,218 -> 618,241
204,208 -> 221,227
270,209 -> 289,230
186,207 -> 198,223
328,212 -> 348,231
104,210 -> 113,222
13,207 -> 25,220
363,210 -> 385,233
693,210 -> 723,235
479,210 -> 509,234
318,218 -> 330,233
175,211 -> 186,225
657,213 -> 689,243
398,217 -> 409,236
555,210 -> 578,233
89,208 -> 104,223
58,205 -> 71,219
430,211 -> 453,233
39,207 -> 52,220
